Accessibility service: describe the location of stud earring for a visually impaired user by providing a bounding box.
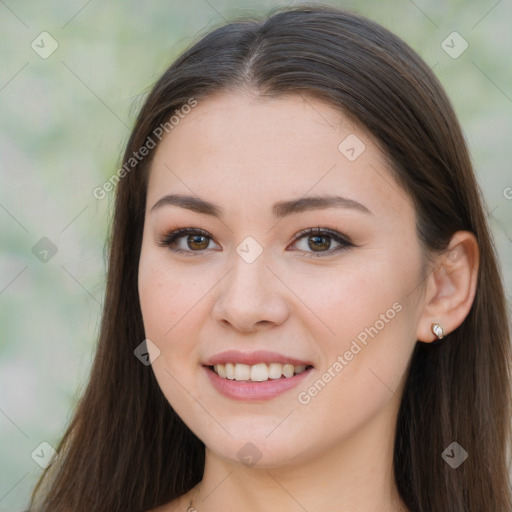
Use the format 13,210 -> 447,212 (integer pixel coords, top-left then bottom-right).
431,322 -> 444,340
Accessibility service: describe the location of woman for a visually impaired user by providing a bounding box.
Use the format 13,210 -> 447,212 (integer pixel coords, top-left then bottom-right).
30,5 -> 511,511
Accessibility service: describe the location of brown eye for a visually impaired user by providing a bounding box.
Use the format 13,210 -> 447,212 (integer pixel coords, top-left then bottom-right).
158,228 -> 220,256
290,228 -> 353,258
187,234 -> 210,250
307,234 -> 332,252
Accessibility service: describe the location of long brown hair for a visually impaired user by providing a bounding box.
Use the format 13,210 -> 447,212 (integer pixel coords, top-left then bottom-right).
31,5 -> 511,511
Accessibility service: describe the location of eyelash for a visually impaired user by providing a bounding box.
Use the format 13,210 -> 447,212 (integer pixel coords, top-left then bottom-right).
157,227 -> 353,258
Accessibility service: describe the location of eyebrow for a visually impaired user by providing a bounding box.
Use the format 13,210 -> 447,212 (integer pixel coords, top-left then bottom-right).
150,193 -> 373,219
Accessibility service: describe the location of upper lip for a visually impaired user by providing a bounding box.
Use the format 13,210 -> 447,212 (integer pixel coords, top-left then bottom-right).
203,350 -> 313,367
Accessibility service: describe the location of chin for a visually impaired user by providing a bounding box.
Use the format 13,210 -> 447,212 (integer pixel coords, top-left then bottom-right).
204,436 -> 313,469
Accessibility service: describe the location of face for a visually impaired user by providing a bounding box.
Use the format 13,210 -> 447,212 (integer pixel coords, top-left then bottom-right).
138,91 -> 426,468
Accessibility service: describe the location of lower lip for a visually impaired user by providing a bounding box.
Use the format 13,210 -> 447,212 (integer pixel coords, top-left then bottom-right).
203,366 -> 313,401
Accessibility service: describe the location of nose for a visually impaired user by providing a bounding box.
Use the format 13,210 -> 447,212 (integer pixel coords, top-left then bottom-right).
211,251 -> 290,333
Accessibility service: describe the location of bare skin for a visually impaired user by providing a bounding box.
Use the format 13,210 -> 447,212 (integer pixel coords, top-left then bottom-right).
140,90 -> 479,512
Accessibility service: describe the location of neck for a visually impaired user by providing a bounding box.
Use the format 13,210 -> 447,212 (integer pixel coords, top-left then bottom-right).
189,399 -> 408,512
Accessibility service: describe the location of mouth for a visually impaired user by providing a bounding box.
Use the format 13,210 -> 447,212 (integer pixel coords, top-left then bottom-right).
202,350 -> 314,400
208,362 -> 313,381
203,362 -> 314,401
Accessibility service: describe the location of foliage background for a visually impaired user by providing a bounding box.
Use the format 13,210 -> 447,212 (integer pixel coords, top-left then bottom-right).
1,0 -> 511,509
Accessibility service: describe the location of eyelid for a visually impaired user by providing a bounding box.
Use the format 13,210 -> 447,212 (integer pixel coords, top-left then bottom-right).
290,226 -> 352,245
156,227 -> 220,255
157,226 -> 353,257
287,227 -> 353,258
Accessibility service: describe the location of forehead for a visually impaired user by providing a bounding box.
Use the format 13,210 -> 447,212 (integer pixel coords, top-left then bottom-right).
146,91 -> 413,222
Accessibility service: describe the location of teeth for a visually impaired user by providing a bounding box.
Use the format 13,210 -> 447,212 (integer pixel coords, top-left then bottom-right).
216,364 -> 227,378
268,363 -> 283,379
234,363 -> 251,381
212,362 -> 309,381
225,363 -> 235,380
251,363 -> 268,382
282,364 -> 294,378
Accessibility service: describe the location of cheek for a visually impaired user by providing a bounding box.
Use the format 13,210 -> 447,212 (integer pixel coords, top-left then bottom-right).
138,262 -> 174,339
137,251 -> 219,391
294,279 -> 416,446
138,254 -> 206,419
289,256 -> 412,343
293,246 -> 420,389
138,255 -> 192,379
138,252 -> 204,341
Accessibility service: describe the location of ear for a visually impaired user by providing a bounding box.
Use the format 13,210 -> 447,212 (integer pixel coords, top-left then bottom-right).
416,230 -> 479,343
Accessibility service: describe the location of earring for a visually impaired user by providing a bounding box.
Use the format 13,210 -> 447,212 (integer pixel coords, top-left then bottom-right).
431,322 -> 444,340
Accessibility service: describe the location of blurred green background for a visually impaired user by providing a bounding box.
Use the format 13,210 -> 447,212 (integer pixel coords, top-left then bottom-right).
1,0 -> 511,509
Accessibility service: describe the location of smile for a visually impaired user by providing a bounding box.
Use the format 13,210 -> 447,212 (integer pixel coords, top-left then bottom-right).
211,362 -> 311,381
204,364 -> 314,401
